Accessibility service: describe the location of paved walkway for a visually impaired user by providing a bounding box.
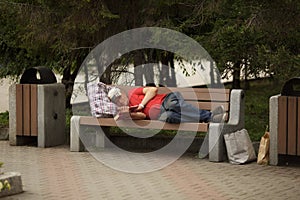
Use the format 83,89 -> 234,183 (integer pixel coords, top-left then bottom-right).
0,141 -> 300,200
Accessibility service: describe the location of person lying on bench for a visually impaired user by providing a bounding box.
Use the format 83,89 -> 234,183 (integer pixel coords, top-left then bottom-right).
108,86 -> 226,123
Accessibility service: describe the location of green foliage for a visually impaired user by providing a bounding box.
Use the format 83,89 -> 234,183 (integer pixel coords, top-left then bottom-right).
65,109 -> 72,136
0,0 -> 299,106
245,79 -> 282,141
0,111 -> 9,128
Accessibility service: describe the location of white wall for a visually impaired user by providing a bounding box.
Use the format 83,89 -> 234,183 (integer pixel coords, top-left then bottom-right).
0,78 -> 14,112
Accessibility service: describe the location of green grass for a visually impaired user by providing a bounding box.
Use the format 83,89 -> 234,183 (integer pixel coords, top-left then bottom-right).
244,79 -> 282,141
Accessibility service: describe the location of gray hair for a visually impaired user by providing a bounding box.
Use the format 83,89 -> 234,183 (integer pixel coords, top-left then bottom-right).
107,87 -> 122,103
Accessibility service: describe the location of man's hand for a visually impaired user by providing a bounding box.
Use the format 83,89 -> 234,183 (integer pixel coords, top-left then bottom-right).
114,106 -> 131,120
117,106 -> 130,113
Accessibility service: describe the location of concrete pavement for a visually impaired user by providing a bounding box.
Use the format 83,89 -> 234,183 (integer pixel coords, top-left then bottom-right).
0,141 -> 300,200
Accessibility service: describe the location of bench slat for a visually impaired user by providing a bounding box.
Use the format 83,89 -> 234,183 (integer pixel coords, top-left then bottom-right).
186,101 -> 229,112
118,86 -> 230,102
80,116 -> 208,132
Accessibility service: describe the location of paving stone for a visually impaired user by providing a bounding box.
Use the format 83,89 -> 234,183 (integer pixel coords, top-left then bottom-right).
0,141 -> 300,200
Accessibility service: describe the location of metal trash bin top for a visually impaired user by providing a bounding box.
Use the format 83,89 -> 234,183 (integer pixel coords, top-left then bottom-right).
281,77 -> 300,97
20,66 -> 57,84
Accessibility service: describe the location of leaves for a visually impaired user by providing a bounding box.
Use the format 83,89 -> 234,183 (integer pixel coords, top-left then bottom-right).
0,0 -> 299,92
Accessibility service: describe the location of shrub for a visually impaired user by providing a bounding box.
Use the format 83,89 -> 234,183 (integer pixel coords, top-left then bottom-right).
0,111 -> 9,128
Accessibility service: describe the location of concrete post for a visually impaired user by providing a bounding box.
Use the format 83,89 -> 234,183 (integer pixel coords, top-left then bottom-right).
8,84 -> 17,146
269,95 -> 279,165
37,84 -> 66,147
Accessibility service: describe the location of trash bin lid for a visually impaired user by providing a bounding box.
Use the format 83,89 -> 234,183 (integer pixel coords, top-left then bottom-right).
281,77 -> 300,96
20,66 -> 57,84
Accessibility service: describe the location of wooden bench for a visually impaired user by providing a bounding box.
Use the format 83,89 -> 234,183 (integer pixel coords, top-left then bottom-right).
70,86 -> 245,162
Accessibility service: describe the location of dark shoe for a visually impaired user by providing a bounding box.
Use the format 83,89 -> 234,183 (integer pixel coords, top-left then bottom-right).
211,113 -> 226,123
211,105 -> 224,116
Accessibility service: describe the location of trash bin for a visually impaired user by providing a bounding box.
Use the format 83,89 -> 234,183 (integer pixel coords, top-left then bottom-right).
20,66 -> 57,84
9,66 -> 66,147
269,78 -> 300,165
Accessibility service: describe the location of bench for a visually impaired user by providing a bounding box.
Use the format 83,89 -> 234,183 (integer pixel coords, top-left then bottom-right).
70,86 -> 245,162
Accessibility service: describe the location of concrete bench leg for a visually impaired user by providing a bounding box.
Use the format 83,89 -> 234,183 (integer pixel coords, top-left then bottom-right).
70,116 -> 84,152
95,127 -> 105,148
70,116 -> 106,152
208,124 -> 225,162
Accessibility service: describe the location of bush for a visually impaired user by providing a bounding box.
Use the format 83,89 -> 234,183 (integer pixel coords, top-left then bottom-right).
0,111 -> 9,128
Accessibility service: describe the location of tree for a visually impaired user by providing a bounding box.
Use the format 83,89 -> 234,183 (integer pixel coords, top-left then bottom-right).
1,0 -> 299,108
173,0 -> 299,89
0,0 -> 119,107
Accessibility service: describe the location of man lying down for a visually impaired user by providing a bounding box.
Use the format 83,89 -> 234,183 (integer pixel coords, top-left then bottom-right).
107,86 -> 226,123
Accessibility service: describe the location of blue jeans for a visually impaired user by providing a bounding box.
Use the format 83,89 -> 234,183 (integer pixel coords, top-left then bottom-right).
159,92 -> 212,123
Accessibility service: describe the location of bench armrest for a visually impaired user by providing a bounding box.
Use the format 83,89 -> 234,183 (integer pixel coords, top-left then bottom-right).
208,89 -> 245,162
227,89 -> 245,127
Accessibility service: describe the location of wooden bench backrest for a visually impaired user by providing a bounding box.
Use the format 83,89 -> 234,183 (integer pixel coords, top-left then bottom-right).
117,86 -> 230,113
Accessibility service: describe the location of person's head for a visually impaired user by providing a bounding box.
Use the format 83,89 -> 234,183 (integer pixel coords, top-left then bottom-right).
108,87 -> 128,106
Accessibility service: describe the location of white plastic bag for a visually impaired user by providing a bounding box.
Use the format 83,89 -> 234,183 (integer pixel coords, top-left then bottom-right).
224,129 -> 257,164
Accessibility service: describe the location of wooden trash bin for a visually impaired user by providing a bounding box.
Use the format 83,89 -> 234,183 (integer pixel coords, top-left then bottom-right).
9,67 -> 66,147
270,77 -> 300,165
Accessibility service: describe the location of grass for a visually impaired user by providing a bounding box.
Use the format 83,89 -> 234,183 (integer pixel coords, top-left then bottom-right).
244,78 -> 282,141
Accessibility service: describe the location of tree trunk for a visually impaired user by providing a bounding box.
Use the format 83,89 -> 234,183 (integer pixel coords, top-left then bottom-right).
232,62 -> 241,89
144,64 -> 154,86
62,56 -> 83,109
134,51 -> 144,86
169,53 -> 177,87
244,63 -> 250,90
160,52 -> 170,86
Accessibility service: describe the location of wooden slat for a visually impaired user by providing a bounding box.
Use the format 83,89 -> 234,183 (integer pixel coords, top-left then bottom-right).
80,116 -> 208,132
23,84 -> 31,136
298,98 -> 300,156
118,85 -> 230,102
177,91 -> 230,101
186,101 -> 229,111
16,84 -> 23,136
287,97 -> 297,155
278,96 -> 287,154
30,85 -> 38,136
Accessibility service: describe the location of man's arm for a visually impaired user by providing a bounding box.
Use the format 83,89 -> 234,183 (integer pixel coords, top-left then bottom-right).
135,87 -> 158,111
130,112 -> 146,119
114,106 -> 146,120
